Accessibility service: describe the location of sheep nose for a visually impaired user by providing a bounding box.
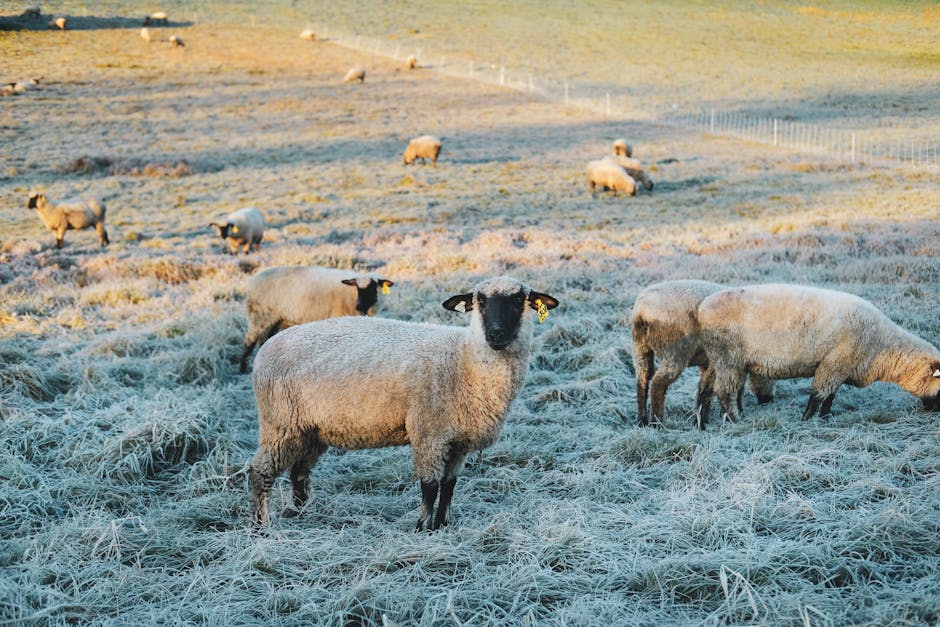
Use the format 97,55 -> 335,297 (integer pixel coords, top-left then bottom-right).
485,328 -> 512,349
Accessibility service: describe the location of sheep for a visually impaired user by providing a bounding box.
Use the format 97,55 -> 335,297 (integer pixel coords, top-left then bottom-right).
603,155 -> 654,191
407,54 -> 418,69
612,138 -> 633,157
22,5 -> 41,18
343,67 -> 366,83
631,280 -> 774,429
402,135 -> 442,166
587,159 -> 636,196
27,193 -> 109,249
208,207 -> 264,255
140,27 -> 152,42
299,29 -> 316,41
143,11 -> 168,25
48,16 -> 66,30
168,35 -> 184,47
240,266 -> 395,374
248,275 -> 560,529
698,283 -> 940,422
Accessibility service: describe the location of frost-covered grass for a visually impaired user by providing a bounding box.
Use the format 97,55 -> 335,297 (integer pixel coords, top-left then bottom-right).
2,11 -> 940,627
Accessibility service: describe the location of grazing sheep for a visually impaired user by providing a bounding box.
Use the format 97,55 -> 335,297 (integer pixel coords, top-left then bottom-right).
28,193 -> 109,249
402,135 -> 442,166
299,29 -> 316,41
407,55 -> 418,69
49,16 -> 66,30
248,275 -> 560,529
168,34 -> 184,47
22,5 -> 41,18
209,207 -> 264,255
140,27 -> 152,42
603,155 -> 654,191
143,11 -> 168,25
612,138 -> 633,157
587,159 -> 636,196
343,67 -> 366,83
240,266 -> 395,374
631,280 -> 774,429
698,284 -> 940,422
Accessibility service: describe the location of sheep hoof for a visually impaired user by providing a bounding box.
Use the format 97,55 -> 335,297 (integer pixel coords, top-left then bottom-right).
281,506 -> 302,518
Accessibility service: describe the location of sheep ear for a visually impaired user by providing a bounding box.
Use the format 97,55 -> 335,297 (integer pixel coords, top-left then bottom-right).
442,293 -> 473,313
341,278 -> 358,286
933,367 -> 940,378
380,279 -> 394,288
528,291 -> 559,310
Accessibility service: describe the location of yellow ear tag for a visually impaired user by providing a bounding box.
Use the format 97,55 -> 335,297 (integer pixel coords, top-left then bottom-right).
231,226 -> 239,234
382,283 -> 390,295
535,299 -> 549,324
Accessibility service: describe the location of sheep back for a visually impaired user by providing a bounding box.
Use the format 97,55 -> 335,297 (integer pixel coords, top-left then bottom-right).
587,159 -> 636,196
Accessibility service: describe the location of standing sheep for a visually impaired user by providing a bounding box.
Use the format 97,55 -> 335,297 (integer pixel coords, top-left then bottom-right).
587,159 -> 636,196
209,206 -> 264,255
631,280 -> 773,429
604,155 -> 654,191
168,34 -> 185,47
612,138 -> 633,157
299,29 -> 316,41
402,135 -> 442,166
343,67 -> 366,83
240,265 -> 395,373
143,11 -> 168,25
698,284 -> 940,422
248,275 -> 559,529
406,54 -> 418,69
28,193 -> 109,249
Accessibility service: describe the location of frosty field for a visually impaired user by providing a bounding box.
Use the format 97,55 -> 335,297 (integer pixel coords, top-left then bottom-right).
1,2 -> 939,625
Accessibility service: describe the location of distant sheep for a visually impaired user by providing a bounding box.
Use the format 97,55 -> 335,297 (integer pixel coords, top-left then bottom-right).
299,29 -> 316,41
631,280 -> 773,429
49,16 -> 66,30
343,67 -> 366,83
248,275 -> 559,529
168,34 -> 184,47
698,284 -> 940,422
587,159 -> 636,196
209,207 -> 264,255
402,135 -> 442,166
22,5 -> 41,18
240,266 -> 394,373
603,155 -> 654,191
28,193 -> 109,249
143,11 -> 168,25
407,55 -> 418,69
612,138 -> 633,157
140,27 -> 152,42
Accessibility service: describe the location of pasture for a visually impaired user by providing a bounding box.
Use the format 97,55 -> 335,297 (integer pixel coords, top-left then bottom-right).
1,3 -> 939,624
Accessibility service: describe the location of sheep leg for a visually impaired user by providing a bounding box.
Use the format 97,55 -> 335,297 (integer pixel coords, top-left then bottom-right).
432,453 -> 467,530
416,479 -> 439,532
55,227 -> 66,248
819,392 -> 837,418
634,349 -> 654,426
649,364 -> 682,427
249,448 -> 286,527
714,368 -> 744,423
96,224 -> 110,247
284,437 -> 327,518
695,365 -> 715,430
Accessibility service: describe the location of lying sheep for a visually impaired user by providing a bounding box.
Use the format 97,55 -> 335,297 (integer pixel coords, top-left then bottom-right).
299,29 -> 316,41
604,155 -> 654,191
28,193 -> 109,249
240,266 -> 395,373
631,280 -> 773,429
143,11 -> 168,25
407,55 -> 418,69
248,275 -> 559,529
587,159 -> 636,196
698,284 -> 940,422
209,207 -> 264,255
612,138 -> 633,157
343,67 -> 366,83
402,135 -> 442,166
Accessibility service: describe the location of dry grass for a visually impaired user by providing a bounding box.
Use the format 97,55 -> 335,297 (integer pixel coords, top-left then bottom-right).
1,2 -> 939,625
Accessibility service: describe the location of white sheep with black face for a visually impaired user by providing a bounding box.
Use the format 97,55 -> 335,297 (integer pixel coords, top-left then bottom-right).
239,265 -> 395,373
28,192 -> 109,249
208,207 -> 264,255
343,67 -> 366,83
587,159 -> 636,196
248,275 -> 559,530
603,155 -> 654,191
698,283 -> 940,422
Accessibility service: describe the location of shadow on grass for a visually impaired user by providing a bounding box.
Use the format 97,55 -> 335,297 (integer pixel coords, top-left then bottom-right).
0,13 -> 193,31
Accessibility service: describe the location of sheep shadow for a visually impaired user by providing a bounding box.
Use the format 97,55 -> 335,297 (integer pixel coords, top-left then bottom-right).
0,13 -> 193,31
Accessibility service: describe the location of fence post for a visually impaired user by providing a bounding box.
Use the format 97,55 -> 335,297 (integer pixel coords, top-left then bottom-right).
850,133 -> 856,163
564,81 -> 569,105
710,109 -> 715,133
773,119 -> 778,146
606,93 -> 610,116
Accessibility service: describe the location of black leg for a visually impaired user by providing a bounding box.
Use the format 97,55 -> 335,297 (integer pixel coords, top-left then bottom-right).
239,342 -> 255,374
416,479 -> 439,532
432,476 -> 457,530
819,393 -> 836,418
802,393 -> 822,420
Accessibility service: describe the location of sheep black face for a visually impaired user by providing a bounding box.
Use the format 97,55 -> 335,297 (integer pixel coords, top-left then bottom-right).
923,364 -> 940,411
27,193 -> 42,209
443,280 -> 559,351
341,277 -> 394,315
208,222 -> 232,240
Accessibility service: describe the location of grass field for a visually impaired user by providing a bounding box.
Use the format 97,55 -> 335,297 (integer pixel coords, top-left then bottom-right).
1,2 -> 939,625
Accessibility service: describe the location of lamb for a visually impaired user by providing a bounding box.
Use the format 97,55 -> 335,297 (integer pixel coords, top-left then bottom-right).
28,193 -> 109,249
612,138 -> 633,157
209,207 -> 264,255
603,155 -> 654,191
343,67 -> 366,83
240,266 -> 395,374
248,275 -> 559,529
698,283 -> 940,422
402,135 -> 442,166
407,54 -> 418,69
587,159 -> 636,196
631,280 -> 773,429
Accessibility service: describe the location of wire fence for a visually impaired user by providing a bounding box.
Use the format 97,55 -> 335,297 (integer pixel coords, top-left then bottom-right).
312,22 -> 939,171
